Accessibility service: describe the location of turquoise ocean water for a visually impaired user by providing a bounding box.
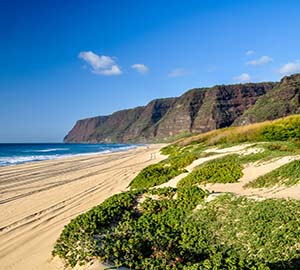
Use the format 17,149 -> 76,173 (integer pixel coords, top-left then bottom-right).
0,143 -> 138,166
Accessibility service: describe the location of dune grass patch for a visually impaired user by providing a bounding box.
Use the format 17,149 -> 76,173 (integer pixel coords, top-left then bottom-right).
129,163 -> 183,189
129,144 -> 207,189
177,115 -> 300,147
245,160 -> 300,188
238,141 -> 300,163
177,158 -> 243,187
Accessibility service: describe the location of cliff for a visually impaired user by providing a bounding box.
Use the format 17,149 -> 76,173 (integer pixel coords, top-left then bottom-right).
64,74 -> 300,143
64,116 -> 109,143
234,74 -> 300,125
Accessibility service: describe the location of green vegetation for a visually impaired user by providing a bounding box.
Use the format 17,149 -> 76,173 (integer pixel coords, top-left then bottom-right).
129,144 -> 206,189
160,144 -> 182,156
238,141 -> 300,164
245,160 -> 300,188
261,116 -> 300,141
53,186 -> 208,268
177,159 -> 243,187
52,190 -> 142,267
131,116 -> 300,190
159,131 -> 196,143
53,190 -> 300,269
237,74 -> 300,124
131,137 -> 300,190
177,115 -> 300,146
161,142 -> 206,158
177,141 -> 300,188
181,194 -> 300,270
129,163 -> 183,189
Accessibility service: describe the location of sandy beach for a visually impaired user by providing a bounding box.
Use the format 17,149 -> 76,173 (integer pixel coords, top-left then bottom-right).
0,144 -> 165,270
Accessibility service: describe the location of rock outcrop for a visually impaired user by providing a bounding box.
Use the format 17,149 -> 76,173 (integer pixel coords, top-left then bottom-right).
64,74 -> 300,143
64,116 -> 109,143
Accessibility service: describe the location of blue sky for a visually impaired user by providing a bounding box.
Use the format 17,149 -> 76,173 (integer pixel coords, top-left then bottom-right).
1,0 -> 300,142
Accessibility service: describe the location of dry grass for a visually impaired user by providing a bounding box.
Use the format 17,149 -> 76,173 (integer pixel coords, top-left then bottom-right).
177,115 -> 300,147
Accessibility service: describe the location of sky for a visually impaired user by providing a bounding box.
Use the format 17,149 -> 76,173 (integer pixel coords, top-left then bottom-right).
1,0 -> 300,142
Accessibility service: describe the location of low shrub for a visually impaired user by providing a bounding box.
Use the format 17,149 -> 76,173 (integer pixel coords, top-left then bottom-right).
245,160 -> 300,188
160,144 -> 182,156
53,186 -> 207,268
129,163 -> 183,189
261,116 -> 300,141
52,190 -> 142,267
238,141 -> 300,164
129,149 -> 203,189
181,194 -> 300,270
53,191 -> 300,269
177,160 -> 243,187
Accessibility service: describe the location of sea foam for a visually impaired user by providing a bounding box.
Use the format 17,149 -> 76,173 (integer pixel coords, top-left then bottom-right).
0,143 -> 138,166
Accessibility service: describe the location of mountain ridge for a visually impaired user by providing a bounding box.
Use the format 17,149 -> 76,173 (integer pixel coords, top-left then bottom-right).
64,74 -> 300,143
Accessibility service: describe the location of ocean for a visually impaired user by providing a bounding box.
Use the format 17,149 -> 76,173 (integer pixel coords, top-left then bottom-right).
0,143 -> 138,166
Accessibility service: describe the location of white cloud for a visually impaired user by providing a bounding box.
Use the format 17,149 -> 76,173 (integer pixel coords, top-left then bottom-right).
168,68 -> 186,77
234,73 -> 251,83
247,55 -> 273,66
78,51 -> 122,75
92,65 -> 122,76
131,64 -> 149,74
279,61 -> 300,75
246,50 -> 255,55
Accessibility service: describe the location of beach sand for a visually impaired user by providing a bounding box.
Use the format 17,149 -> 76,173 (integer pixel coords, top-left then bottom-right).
0,144 -> 165,270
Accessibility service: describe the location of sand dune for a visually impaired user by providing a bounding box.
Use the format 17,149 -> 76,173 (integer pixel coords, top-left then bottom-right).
159,144 -> 300,200
0,144 -> 165,270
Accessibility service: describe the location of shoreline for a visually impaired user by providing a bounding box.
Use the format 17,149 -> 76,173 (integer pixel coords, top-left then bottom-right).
0,144 -> 143,167
0,144 -> 166,270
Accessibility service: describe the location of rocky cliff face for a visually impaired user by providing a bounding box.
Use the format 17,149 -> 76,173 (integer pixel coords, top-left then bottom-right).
64,116 -> 109,143
234,74 -> 300,125
64,74 -> 300,143
64,98 -> 177,143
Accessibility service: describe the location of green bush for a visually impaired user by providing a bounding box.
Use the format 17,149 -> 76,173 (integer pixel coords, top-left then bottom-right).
53,186 -> 207,268
53,191 -> 300,269
245,160 -> 300,188
180,194 -> 300,269
129,163 -> 183,189
169,152 -> 198,168
177,161 -> 243,187
160,144 -> 181,156
261,117 -> 300,141
52,190 -> 142,267
129,150 -> 202,189
237,141 -> 300,164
